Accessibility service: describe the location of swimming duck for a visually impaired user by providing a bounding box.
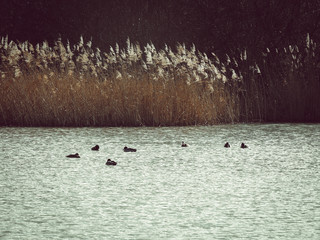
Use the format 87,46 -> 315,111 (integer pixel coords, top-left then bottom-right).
224,142 -> 230,148
181,141 -> 188,147
106,159 -> 117,165
91,145 -> 99,151
66,153 -> 80,158
123,146 -> 137,152
241,143 -> 248,148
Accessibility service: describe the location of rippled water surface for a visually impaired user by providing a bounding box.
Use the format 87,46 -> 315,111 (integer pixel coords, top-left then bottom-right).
1,124 -> 319,239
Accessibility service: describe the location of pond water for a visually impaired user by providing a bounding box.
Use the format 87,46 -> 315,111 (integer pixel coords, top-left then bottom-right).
0,124 -> 319,239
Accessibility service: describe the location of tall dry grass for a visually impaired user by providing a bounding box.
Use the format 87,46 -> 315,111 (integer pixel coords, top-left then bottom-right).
0,37 -> 237,126
0,72 -> 235,126
0,35 -> 319,126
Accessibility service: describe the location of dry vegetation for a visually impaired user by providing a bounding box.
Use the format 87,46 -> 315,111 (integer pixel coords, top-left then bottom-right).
0,35 -> 319,126
236,34 -> 320,122
0,37 -> 238,126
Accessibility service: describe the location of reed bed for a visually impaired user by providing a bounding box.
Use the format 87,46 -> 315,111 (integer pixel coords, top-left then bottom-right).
0,35 -> 319,126
0,37 -> 237,126
233,34 -> 320,122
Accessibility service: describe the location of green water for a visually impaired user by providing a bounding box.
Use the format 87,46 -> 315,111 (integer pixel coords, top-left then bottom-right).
1,124 -> 319,239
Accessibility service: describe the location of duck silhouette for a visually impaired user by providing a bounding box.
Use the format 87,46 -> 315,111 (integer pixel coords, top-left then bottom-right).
224,142 -> 230,148
91,145 -> 99,151
241,143 -> 248,148
66,153 -> 80,158
106,159 -> 117,165
123,146 -> 137,152
181,141 -> 188,147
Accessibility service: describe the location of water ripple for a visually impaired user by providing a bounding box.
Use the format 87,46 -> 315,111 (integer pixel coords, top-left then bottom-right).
0,124 -> 319,239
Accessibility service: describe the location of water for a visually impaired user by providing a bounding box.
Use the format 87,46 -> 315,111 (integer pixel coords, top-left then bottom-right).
0,124 -> 319,239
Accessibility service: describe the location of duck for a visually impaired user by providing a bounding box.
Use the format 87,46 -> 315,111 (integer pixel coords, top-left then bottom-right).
241,143 -> 248,148
224,142 -> 230,148
181,141 -> 188,147
91,145 -> 99,151
106,159 -> 117,165
123,146 -> 137,152
66,153 -> 80,158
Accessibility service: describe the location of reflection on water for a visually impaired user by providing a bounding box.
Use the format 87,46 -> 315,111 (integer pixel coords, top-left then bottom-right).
0,124 -> 319,239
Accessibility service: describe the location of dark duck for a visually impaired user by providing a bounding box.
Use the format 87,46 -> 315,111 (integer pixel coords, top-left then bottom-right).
66,153 -> 80,158
241,143 -> 248,148
91,145 -> 99,151
106,159 -> 117,165
123,146 -> 137,152
181,141 -> 188,147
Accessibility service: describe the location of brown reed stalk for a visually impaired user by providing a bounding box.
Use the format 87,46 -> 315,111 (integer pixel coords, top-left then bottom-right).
0,71 -> 236,126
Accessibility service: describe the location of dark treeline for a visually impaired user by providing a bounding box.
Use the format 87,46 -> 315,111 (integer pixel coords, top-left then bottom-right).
1,0 -> 320,56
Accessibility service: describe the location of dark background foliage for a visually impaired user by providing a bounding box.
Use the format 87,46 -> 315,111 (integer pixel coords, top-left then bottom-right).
1,0 -> 320,56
